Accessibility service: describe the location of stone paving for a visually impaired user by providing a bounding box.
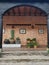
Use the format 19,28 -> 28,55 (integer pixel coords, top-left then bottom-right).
0,62 -> 49,65
0,50 -> 49,65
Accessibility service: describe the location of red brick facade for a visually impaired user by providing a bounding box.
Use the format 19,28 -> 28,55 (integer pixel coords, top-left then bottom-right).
3,16 -> 47,47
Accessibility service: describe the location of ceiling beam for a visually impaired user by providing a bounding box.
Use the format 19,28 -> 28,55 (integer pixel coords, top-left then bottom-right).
29,7 -> 32,16
7,11 -> 10,16
24,7 -> 27,16
18,7 -> 21,16
12,8 -> 16,16
34,9 -> 37,16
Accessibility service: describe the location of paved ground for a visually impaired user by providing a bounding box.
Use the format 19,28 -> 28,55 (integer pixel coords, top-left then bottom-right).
0,50 -> 49,65
0,62 -> 49,65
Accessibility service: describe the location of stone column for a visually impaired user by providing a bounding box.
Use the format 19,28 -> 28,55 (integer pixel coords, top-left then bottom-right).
0,15 -> 3,52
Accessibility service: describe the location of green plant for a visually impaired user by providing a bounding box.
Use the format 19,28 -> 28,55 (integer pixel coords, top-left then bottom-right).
27,40 -> 34,48
26,38 -> 38,48
16,37 -> 20,40
10,37 -> 14,40
16,37 -> 21,44
30,41 -> 34,48
32,39 -> 38,47
11,30 -> 14,39
33,41 -> 38,46
32,38 -> 36,41
10,37 -> 15,44
47,48 -> 49,54
4,39 -> 10,44
27,43 -> 30,48
26,38 -> 31,41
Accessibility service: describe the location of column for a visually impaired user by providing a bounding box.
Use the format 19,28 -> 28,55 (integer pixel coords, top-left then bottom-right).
0,15 -> 3,52
47,15 -> 49,48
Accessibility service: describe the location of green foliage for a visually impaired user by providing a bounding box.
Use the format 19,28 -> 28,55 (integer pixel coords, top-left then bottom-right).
27,40 -> 33,48
32,38 -> 38,46
4,39 -> 10,44
33,41 -> 38,46
11,30 -> 14,39
47,48 -> 49,54
26,38 -> 38,48
26,38 -> 31,41
16,37 -> 20,40
27,43 -> 30,48
32,38 -> 36,41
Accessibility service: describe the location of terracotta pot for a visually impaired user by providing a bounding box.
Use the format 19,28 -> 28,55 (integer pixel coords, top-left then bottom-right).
34,46 -> 37,48
10,39 -> 15,44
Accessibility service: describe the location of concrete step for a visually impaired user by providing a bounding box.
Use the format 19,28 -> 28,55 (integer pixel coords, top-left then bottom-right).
2,47 -> 47,51
0,49 -> 49,65
0,62 -> 49,65
2,50 -> 47,55
0,55 -> 49,62
0,50 -> 49,62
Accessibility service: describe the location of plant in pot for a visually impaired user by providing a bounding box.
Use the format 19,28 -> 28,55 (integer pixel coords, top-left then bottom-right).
33,42 -> 38,48
4,39 -> 10,44
30,40 -> 34,48
32,38 -> 38,48
9,38 -> 15,44
10,30 -> 15,44
27,42 -> 30,48
26,38 -> 31,43
16,37 -> 21,44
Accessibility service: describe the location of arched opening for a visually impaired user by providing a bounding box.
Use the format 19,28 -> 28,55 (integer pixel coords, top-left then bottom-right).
2,5 -> 48,50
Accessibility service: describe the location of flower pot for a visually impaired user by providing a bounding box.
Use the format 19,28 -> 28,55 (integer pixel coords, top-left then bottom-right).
4,39 -> 10,44
34,46 -> 37,48
10,39 -> 15,44
16,40 -> 21,44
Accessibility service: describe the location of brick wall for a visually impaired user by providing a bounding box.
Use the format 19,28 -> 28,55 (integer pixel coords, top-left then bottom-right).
3,16 -> 47,46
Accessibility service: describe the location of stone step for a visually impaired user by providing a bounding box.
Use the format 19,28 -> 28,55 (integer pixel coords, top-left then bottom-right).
0,62 -> 49,65
2,50 -> 47,56
0,52 -> 49,62
0,55 -> 49,61
0,50 -> 49,63
2,47 -> 47,51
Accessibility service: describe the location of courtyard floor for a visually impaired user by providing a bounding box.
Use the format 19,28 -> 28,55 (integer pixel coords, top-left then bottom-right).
0,49 -> 49,65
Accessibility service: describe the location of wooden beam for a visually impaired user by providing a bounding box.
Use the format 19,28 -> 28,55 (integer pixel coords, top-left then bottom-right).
24,7 -> 27,16
18,7 -> 21,16
7,11 -> 10,16
35,24 -> 47,25
6,24 -> 31,26
29,7 -> 32,16
12,8 -> 16,16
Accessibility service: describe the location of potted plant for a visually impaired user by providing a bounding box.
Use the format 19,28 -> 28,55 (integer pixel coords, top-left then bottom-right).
32,38 -> 36,41
26,39 -> 34,48
33,42 -> 38,48
10,29 -> 15,44
32,38 -> 38,48
30,40 -> 34,48
4,39 -> 10,44
26,38 -> 31,43
27,42 -> 30,48
9,38 -> 15,44
11,30 -> 14,39
15,37 -> 21,47
16,37 -> 21,44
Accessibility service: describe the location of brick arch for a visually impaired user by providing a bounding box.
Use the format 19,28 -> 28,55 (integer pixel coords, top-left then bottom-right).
0,4 -> 48,50
3,5 -> 47,16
